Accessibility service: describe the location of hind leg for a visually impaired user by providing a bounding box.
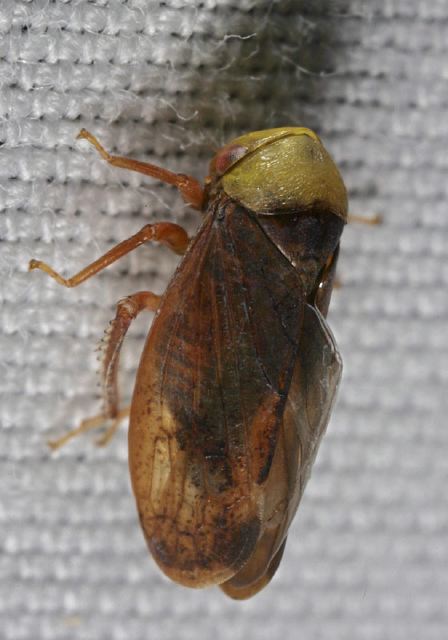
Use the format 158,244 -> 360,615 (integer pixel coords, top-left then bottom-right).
48,291 -> 160,450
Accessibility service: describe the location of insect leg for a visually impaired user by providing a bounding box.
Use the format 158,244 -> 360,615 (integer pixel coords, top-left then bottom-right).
48,291 -> 160,450
77,129 -> 204,209
28,222 -> 190,287
314,247 -> 340,317
47,407 -> 131,451
347,213 -> 382,225
96,291 -> 160,445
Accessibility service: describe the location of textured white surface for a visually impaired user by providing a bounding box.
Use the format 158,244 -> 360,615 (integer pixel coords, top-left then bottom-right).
1,1 -> 447,639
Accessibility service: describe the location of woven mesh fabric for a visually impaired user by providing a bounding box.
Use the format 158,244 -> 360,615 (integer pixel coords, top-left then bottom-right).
1,1 -> 447,638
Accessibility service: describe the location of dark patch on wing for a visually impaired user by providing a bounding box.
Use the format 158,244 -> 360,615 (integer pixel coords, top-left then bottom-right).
156,195 -> 305,494
212,515 -> 261,572
219,303 -> 342,598
258,209 -> 344,297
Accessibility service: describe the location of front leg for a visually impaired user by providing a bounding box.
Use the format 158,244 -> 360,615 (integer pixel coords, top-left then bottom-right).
77,129 -> 204,210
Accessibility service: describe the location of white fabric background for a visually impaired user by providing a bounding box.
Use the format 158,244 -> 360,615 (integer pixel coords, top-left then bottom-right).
1,1 -> 447,639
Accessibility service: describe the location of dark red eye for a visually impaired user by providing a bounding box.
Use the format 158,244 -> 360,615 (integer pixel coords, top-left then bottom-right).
213,144 -> 248,176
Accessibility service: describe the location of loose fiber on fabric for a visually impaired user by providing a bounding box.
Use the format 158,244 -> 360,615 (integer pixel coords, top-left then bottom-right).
1,1 -> 447,639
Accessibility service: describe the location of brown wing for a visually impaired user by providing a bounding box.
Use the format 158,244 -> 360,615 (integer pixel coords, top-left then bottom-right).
220,302 -> 342,599
128,198 -> 305,588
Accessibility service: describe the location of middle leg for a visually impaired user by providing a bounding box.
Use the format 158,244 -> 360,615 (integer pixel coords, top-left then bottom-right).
29,221 -> 190,288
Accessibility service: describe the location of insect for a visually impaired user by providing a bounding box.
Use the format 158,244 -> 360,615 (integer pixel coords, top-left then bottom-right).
30,126 -> 348,599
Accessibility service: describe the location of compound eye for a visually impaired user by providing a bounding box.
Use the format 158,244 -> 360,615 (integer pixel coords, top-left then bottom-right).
212,144 -> 248,176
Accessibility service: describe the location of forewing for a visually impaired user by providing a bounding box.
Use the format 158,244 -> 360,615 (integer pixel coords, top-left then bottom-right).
129,199 -> 305,588
287,302 -> 343,506
220,302 -> 342,598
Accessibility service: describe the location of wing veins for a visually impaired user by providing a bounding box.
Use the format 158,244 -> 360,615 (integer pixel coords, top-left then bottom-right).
218,226 -> 252,487
228,221 -> 278,393
157,219 -> 215,528
209,235 -> 229,467
257,258 -> 300,350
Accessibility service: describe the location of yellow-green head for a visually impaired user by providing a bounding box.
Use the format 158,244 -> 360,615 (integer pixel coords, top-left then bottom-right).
209,127 -> 348,221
